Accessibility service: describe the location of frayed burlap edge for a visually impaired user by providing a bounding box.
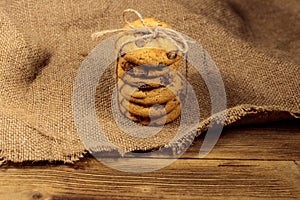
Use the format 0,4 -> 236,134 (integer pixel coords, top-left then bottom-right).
166,104 -> 299,155
0,104 -> 298,166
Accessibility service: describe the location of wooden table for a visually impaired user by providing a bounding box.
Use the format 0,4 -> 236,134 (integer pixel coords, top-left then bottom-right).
0,120 -> 299,200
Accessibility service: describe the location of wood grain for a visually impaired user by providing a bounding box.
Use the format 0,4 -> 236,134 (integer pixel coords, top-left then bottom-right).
0,120 -> 299,200
0,159 -> 299,200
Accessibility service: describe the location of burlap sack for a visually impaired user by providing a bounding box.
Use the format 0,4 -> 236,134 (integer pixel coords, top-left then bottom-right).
0,0 -> 299,164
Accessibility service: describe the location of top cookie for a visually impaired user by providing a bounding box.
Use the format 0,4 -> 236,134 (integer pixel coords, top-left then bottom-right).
123,17 -> 171,29
116,18 -> 182,56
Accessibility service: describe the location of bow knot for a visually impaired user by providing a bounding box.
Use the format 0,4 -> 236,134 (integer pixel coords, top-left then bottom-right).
92,9 -> 192,54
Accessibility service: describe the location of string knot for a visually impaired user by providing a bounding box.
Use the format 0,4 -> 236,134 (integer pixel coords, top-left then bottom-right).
151,28 -> 159,39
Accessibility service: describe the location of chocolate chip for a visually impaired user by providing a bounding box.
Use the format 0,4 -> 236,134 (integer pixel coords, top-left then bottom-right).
122,62 -> 136,71
138,83 -> 151,89
167,50 -> 178,60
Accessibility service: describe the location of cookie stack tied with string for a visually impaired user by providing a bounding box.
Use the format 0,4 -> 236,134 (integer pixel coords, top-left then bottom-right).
115,10 -> 186,126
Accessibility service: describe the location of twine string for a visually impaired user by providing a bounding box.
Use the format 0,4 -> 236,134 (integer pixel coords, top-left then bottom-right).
92,9 -> 192,54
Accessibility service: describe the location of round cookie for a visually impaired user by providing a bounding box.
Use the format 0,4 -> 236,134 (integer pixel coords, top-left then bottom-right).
117,49 -> 181,79
119,95 -> 180,118
117,76 -> 184,105
119,103 -> 181,126
121,72 -> 174,88
119,88 -> 176,105
119,68 -> 183,90
120,48 -> 181,66
118,78 -> 176,99
117,56 -> 181,79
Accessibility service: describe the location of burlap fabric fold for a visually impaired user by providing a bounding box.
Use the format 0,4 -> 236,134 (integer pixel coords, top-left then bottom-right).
0,0 -> 299,164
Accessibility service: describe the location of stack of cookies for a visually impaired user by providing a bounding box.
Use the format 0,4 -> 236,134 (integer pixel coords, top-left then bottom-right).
116,18 -> 184,126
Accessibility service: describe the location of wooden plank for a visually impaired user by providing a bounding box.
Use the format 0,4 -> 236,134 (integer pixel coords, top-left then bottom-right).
0,159 -> 299,199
